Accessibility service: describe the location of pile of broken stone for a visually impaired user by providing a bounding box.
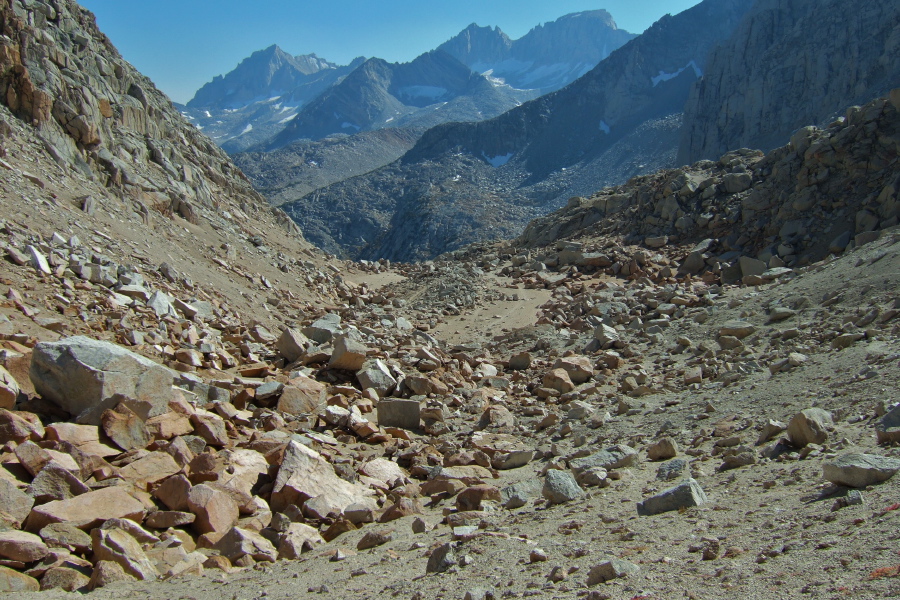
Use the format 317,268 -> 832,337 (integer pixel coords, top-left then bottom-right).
1,218 -> 899,594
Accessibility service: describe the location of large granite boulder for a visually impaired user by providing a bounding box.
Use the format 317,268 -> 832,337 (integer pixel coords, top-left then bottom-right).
30,337 -> 176,425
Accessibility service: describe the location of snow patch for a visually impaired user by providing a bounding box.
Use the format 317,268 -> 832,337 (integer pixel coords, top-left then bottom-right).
482,152 -> 514,167
278,114 -> 297,124
203,110 -> 212,118
341,122 -> 361,131
239,123 -> 253,135
651,60 -> 702,87
599,120 -> 611,134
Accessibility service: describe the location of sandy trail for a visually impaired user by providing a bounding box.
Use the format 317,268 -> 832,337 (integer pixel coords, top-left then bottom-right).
429,276 -> 553,346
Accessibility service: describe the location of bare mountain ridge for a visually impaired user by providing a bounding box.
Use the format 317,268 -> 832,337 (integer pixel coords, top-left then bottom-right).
438,10 -> 637,93
179,46 -> 365,153
262,49 -> 531,150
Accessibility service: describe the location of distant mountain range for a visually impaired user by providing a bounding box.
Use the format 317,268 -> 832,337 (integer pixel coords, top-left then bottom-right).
438,10 -> 636,93
179,10 -> 636,154
277,0 -> 754,260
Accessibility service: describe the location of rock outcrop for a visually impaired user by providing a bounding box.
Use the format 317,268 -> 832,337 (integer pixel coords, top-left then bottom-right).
0,0 -> 304,242
677,0 -> 900,163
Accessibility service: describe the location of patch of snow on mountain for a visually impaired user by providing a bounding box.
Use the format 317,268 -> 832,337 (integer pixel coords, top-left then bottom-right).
239,123 -> 253,135
342,122 -> 361,131
599,120 -> 611,134
651,60 -> 702,87
279,114 -> 297,124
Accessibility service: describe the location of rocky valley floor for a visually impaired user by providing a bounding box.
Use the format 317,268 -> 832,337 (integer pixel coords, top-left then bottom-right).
1,151 -> 898,598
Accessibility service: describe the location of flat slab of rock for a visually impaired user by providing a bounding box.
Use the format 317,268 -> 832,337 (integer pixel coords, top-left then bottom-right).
25,486 -> 145,532
30,336 -> 175,425
0,565 -> 39,592
823,453 -> 900,488
719,320 -> 755,339
637,478 -> 708,516
0,530 -> 49,562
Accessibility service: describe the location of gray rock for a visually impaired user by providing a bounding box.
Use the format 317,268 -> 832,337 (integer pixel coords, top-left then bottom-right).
738,255 -> 766,277
328,335 -> 369,371
723,173 -> 752,194
357,359 -> 397,398
214,526 -> 278,563
302,314 -> 341,344
500,479 -> 542,509
719,320 -> 755,339
570,444 -> 639,474
757,419 -> 786,445
876,404 -> 900,444
26,461 -> 90,503
637,478 -> 708,516
647,438 -> 678,461
376,399 -> 420,430
30,336 -> 175,425
276,328 -> 310,363
787,408 -> 832,448
146,291 -> 178,318
586,558 -> 640,584
656,459 -> 687,481
508,352 -> 532,370
464,588 -> 496,600
0,479 -> 34,528
426,542 -> 457,573
823,453 -> 900,488
542,470 -> 584,505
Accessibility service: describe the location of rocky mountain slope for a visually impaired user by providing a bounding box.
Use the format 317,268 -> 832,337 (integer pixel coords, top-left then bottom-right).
179,46 -> 365,153
280,0 -> 754,261
232,127 -> 423,208
438,10 -> 637,94
677,0 -> 900,164
0,1 -> 899,598
262,50 -> 531,151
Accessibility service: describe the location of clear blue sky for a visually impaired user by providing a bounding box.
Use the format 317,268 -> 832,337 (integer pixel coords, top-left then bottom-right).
80,1 -> 701,104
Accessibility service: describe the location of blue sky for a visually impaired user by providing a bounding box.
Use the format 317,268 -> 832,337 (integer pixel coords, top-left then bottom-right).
81,1 -> 701,104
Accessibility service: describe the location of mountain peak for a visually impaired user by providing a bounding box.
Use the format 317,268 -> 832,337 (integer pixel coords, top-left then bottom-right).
186,45 -> 340,109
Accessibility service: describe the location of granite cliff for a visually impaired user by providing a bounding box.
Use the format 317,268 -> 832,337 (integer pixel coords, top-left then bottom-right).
677,0 -> 900,163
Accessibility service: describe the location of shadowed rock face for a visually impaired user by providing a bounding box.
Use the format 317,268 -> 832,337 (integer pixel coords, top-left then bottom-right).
677,0 -> 900,164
